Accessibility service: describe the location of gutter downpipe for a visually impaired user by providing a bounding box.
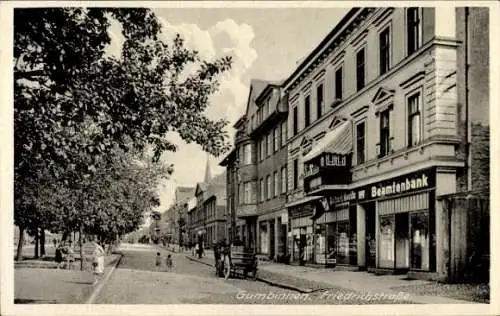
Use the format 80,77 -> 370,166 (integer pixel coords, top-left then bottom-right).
465,7 -> 472,192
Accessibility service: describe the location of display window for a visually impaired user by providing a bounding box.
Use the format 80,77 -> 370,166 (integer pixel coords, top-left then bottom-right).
410,211 -> 430,270
379,215 -> 395,268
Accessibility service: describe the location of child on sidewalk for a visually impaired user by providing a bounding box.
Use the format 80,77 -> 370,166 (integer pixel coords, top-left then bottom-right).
154,252 -> 162,271
165,254 -> 173,272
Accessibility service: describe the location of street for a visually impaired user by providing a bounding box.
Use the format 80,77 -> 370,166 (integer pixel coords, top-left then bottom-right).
94,244 -> 308,304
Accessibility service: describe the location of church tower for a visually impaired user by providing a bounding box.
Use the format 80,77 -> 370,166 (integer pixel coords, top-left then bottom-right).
203,153 -> 212,183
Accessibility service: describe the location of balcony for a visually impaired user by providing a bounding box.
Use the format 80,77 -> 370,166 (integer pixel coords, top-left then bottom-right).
236,203 -> 258,218
249,109 -> 287,138
304,165 -> 352,195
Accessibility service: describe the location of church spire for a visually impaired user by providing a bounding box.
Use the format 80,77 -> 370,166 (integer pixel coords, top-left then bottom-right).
204,153 -> 212,183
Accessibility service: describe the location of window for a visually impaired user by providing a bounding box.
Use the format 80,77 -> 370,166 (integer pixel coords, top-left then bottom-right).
237,183 -> 241,205
281,166 -> 287,194
293,159 -> 299,189
293,106 -> 298,135
251,115 -> 255,130
304,95 -> 311,127
379,26 -> 391,75
356,48 -> 366,91
267,175 -> 272,200
259,137 -> 266,161
243,144 -> 252,165
274,127 -> 279,152
407,8 -> 422,55
244,182 -> 252,204
260,179 -> 265,202
264,102 -> 269,120
335,67 -> 343,101
281,121 -> 287,146
408,92 -> 422,146
379,109 -> 391,157
356,121 -> 366,164
316,84 -> 324,119
274,171 -> 279,197
267,132 -> 272,157
266,97 -> 272,116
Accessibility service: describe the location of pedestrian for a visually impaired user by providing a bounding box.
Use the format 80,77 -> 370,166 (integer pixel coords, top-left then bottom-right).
52,238 -> 57,248
165,254 -> 173,272
55,242 -> 64,269
194,243 -> 199,257
92,240 -> 105,285
66,240 -> 75,270
154,252 -> 162,271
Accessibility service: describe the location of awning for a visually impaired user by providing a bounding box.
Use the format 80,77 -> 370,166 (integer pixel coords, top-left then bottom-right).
303,120 -> 352,163
285,195 -> 322,208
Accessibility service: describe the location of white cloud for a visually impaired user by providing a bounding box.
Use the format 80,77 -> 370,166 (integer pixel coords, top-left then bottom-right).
106,17 -> 256,212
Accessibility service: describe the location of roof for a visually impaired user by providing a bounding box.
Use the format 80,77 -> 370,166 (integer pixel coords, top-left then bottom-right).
204,171 -> 227,206
175,186 -> 195,204
282,8 -> 361,90
302,120 -> 352,163
219,148 -> 236,166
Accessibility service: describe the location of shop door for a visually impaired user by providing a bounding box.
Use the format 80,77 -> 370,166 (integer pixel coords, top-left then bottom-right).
364,202 -> 376,268
395,213 -> 410,269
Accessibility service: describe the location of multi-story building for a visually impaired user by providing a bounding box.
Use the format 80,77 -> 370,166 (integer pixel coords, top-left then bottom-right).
220,79 -> 289,259
170,186 -> 195,246
186,196 -> 197,245
189,158 -> 227,247
282,7 -> 489,281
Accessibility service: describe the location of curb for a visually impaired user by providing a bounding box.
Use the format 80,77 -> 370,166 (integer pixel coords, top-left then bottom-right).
85,253 -> 123,304
184,255 -> 312,294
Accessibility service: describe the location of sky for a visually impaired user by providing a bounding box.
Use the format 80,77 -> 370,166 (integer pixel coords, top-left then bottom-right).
107,7 -> 350,212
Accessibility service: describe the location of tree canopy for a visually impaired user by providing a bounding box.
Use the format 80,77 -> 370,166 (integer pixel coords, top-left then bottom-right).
14,7 -> 233,252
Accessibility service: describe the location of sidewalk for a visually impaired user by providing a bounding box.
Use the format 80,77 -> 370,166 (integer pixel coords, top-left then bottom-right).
15,253 -> 122,304
185,252 -> 475,304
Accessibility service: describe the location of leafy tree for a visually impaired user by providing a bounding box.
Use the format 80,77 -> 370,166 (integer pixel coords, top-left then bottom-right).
14,8 -> 232,260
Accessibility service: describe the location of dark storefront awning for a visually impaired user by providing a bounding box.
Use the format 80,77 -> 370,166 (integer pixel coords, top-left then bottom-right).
303,120 -> 352,164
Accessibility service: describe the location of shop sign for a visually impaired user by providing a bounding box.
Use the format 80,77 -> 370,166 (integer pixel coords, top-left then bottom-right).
320,153 -> 347,167
325,169 -> 435,206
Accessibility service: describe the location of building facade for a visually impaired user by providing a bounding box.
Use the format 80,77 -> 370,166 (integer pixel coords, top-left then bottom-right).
282,7 -> 488,281
220,79 -> 289,259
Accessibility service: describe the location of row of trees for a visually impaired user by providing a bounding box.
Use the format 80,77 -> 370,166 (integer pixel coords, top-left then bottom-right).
14,8 -> 232,261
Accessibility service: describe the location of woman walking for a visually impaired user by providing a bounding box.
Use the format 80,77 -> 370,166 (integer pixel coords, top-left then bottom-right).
92,240 -> 105,285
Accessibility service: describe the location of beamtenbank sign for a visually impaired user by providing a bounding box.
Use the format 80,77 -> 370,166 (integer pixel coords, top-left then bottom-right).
323,169 -> 435,206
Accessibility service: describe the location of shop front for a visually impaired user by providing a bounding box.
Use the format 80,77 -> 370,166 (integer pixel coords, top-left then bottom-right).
322,168 -> 437,273
289,203 -> 315,264
313,199 -> 358,266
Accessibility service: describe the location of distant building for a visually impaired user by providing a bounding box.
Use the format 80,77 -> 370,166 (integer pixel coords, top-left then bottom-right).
189,156 -> 227,247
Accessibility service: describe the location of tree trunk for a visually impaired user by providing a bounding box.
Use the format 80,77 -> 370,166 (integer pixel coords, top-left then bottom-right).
61,231 -> 69,242
34,228 -> 39,259
79,224 -> 83,271
16,226 -> 25,261
40,229 -> 46,257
